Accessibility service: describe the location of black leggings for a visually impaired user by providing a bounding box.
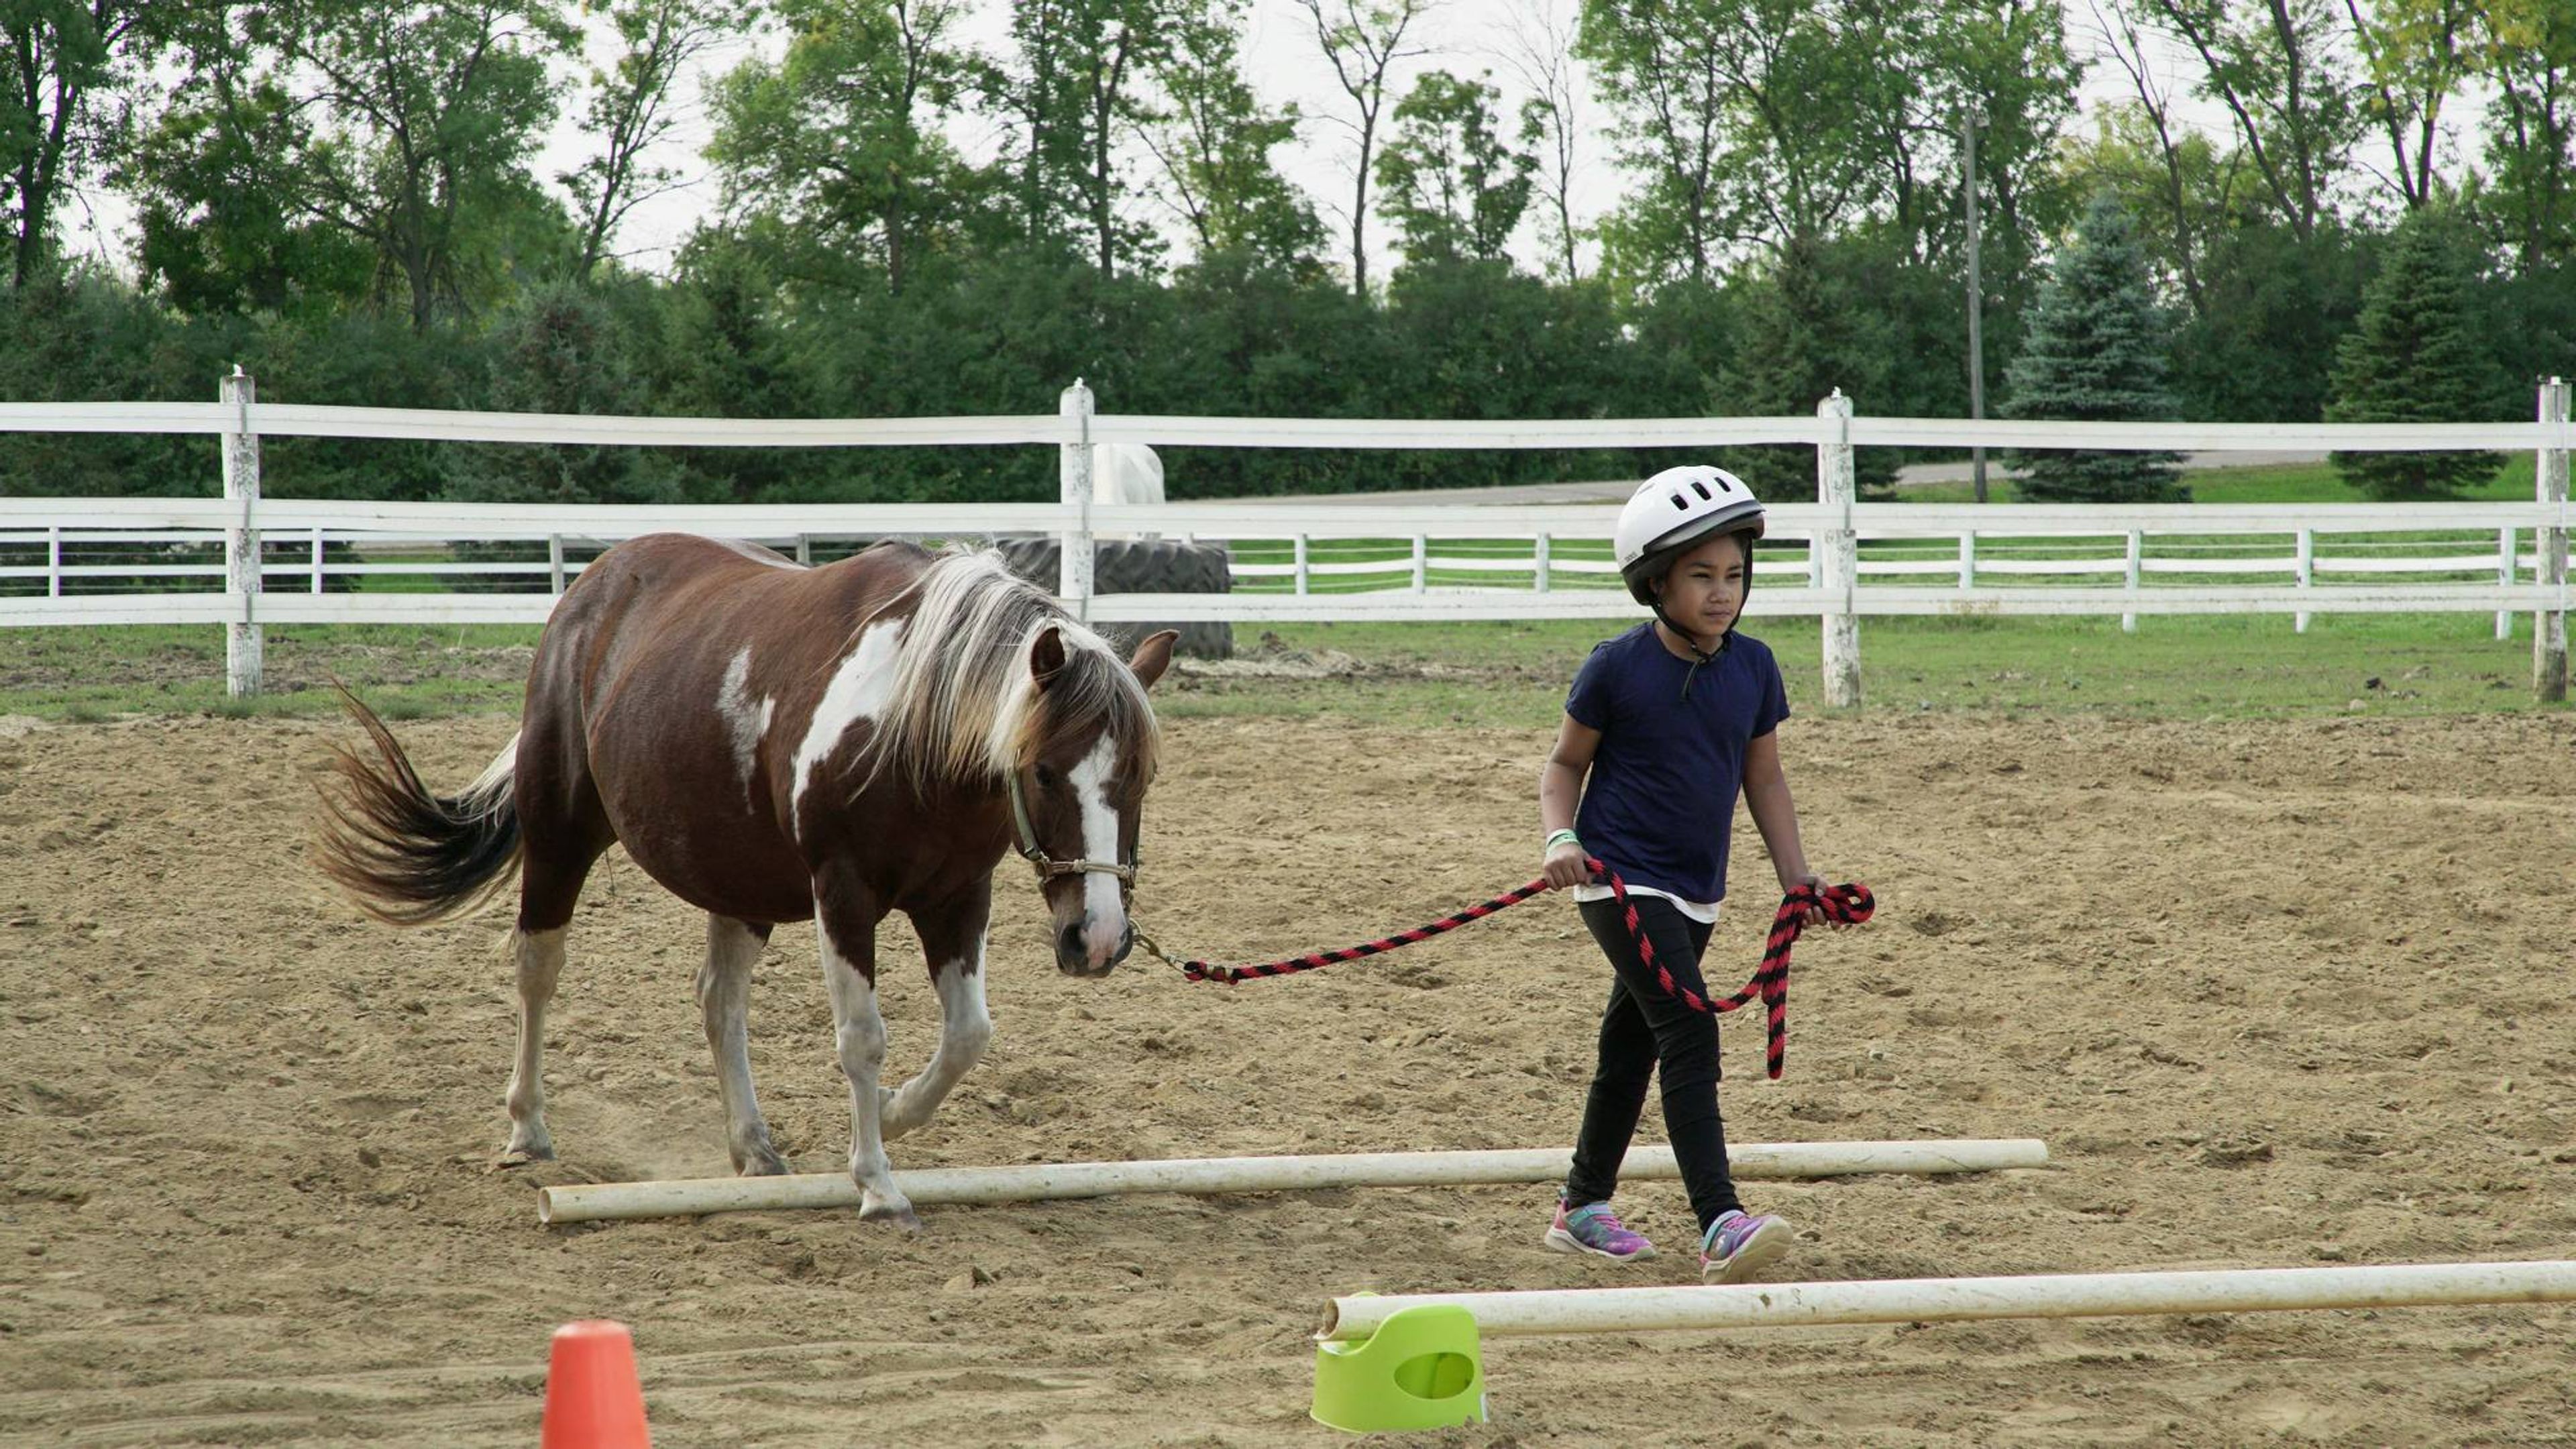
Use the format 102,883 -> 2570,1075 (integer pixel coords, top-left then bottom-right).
1562,894 -> 1741,1231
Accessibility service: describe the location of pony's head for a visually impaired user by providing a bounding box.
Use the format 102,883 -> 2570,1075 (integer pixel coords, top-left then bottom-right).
1006,623 -> 1176,974
859,549 -> 1179,975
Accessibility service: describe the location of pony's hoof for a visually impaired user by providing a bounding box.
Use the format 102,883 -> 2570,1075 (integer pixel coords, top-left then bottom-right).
860,1201 -> 924,1233
494,1142 -> 555,1169
739,1148 -> 790,1177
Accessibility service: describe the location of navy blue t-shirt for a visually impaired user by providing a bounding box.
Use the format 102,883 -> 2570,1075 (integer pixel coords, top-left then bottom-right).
1566,625 -> 1790,904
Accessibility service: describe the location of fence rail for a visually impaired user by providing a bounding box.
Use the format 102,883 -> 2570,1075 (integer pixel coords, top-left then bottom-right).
1,376 -> 2567,705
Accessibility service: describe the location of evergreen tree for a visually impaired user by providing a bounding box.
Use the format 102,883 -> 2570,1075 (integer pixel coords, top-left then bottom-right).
2324,214 -> 2506,498
2001,192 -> 2186,502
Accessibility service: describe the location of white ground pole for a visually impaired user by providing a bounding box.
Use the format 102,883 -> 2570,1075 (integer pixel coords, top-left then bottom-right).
221,367 -> 262,698
1321,1260 -> 2576,1342
535,1138 -> 2047,1226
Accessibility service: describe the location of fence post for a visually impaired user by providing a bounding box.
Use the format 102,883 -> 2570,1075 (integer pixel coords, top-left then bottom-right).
1059,379 -> 1095,621
2294,528 -> 2313,634
1294,534 -> 1309,596
2123,530 -> 2143,634
2538,376 -> 2569,703
1817,390 -> 1860,708
46,525 -> 60,597
221,366 -> 263,698
549,535 -> 568,594
2497,527 -> 2514,641
1535,532 -> 1552,593
310,526 -> 324,594
1411,535 -> 1427,592
1957,531 -> 1975,590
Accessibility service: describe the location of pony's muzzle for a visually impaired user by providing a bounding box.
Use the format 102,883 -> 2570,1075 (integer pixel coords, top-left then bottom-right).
1055,917 -> 1135,976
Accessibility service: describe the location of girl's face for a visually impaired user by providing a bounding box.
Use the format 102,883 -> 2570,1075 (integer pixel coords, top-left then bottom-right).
1654,532 -> 1750,640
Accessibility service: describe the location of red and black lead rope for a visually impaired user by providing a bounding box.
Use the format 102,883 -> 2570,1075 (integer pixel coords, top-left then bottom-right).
1138,858 -> 1876,1080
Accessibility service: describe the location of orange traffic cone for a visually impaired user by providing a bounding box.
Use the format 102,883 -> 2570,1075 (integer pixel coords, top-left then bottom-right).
540,1320 -> 651,1448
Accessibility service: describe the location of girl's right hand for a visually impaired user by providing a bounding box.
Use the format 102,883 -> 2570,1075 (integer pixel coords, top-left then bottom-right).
1542,842 -> 1594,890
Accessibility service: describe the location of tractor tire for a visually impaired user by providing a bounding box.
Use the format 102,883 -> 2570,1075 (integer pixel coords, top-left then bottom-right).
995,537 -> 1232,659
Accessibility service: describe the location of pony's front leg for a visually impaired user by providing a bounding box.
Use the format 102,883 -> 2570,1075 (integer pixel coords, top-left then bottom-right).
698,914 -> 788,1176
882,885 -> 995,1141
814,875 -> 916,1229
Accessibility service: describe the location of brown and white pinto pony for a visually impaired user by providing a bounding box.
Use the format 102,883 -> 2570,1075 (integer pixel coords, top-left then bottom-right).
315,535 -> 1176,1230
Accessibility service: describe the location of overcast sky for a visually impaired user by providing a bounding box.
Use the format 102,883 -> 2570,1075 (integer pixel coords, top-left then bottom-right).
62,0 -> 2484,284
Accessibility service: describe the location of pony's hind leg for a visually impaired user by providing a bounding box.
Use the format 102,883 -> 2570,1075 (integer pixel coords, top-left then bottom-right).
499,756 -> 612,1167
699,914 -> 788,1175
881,884 -> 995,1142
501,926 -> 567,1164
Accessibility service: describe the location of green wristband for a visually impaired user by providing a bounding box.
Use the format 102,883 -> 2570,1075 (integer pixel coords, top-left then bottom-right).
1544,828 -> 1581,851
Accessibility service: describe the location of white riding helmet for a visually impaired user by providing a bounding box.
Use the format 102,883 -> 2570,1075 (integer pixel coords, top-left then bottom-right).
1613,466 -> 1766,606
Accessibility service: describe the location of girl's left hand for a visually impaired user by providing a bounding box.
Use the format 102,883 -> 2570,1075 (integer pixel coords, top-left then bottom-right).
1788,871 -> 1845,928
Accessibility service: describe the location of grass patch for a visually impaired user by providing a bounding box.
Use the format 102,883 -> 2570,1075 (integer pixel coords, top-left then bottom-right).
5,612 -> 2556,730
0,623 -> 537,722
1165,611 -> 2561,730
1892,455 -> 2540,505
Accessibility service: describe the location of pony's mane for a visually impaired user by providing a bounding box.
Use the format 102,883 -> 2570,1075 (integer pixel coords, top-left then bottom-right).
861,548 -> 1159,796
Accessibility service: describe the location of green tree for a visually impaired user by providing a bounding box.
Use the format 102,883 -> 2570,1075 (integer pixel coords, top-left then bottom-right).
123,7 -> 372,315
2143,0 -> 2360,241
2345,0 -> 2477,212
2055,98 -> 2245,317
3,1 -> 162,284
562,0 -> 727,280
1374,70 -> 1533,266
706,0 -> 993,294
985,0 -> 1180,276
448,280 -> 683,504
133,0 -> 579,328
1721,229 -> 1943,499
1500,0 -> 1585,282
2324,213 -> 2505,498
1292,0 -> 1428,296
2170,218 -> 2368,423
2474,0 -> 2575,275
1141,0 -> 1323,276
2000,193 -> 2186,502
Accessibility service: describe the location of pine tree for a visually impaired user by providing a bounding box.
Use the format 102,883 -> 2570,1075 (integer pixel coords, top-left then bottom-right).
2324,216 -> 2504,499
2001,193 -> 2186,502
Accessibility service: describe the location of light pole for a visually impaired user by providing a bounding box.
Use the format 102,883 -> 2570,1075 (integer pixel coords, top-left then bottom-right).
1963,109 -> 1988,504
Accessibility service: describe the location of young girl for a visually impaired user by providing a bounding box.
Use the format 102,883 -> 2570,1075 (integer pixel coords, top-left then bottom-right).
1536,464 -> 1833,1283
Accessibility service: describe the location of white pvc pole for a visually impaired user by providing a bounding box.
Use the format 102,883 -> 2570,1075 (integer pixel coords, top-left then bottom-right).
536,1138 -> 2045,1226
1321,1260 -> 2576,1342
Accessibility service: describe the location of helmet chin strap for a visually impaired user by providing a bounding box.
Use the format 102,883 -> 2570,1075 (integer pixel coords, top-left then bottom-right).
1651,541 -> 1752,701
1652,602 -> 1725,699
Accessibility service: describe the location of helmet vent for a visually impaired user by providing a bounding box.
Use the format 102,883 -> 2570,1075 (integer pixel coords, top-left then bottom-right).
1669,493 -> 1688,509
1692,480 -> 1711,500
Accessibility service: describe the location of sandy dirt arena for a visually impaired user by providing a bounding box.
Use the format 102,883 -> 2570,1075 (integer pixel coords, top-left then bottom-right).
1,705 -> 2572,1446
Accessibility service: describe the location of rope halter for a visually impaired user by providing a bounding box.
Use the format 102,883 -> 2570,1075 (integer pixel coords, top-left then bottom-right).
1006,767 -> 1138,885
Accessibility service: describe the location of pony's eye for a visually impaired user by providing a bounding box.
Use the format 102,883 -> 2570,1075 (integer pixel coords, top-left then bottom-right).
1033,763 -> 1060,790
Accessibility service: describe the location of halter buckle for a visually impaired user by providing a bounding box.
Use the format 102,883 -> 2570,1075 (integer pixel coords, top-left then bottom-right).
1008,769 -> 1139,887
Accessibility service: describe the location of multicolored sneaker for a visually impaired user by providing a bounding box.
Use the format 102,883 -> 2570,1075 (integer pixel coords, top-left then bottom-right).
1544,1199 -> 1657,1261
1699,1209 -> 1792,1283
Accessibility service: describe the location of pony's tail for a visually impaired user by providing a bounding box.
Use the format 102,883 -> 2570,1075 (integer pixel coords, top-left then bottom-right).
313,684 -> 523,926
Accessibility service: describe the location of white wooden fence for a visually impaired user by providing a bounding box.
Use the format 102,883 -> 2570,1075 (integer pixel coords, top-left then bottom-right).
1,374 -> 2567,705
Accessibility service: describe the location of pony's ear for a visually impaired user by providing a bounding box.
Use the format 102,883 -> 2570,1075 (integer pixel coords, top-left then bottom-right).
1030,625 -> 1069,688
1126,629 -> 1179,690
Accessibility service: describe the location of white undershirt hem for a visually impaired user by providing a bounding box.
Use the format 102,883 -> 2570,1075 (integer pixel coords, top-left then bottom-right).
1571,882 -> 1720,924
